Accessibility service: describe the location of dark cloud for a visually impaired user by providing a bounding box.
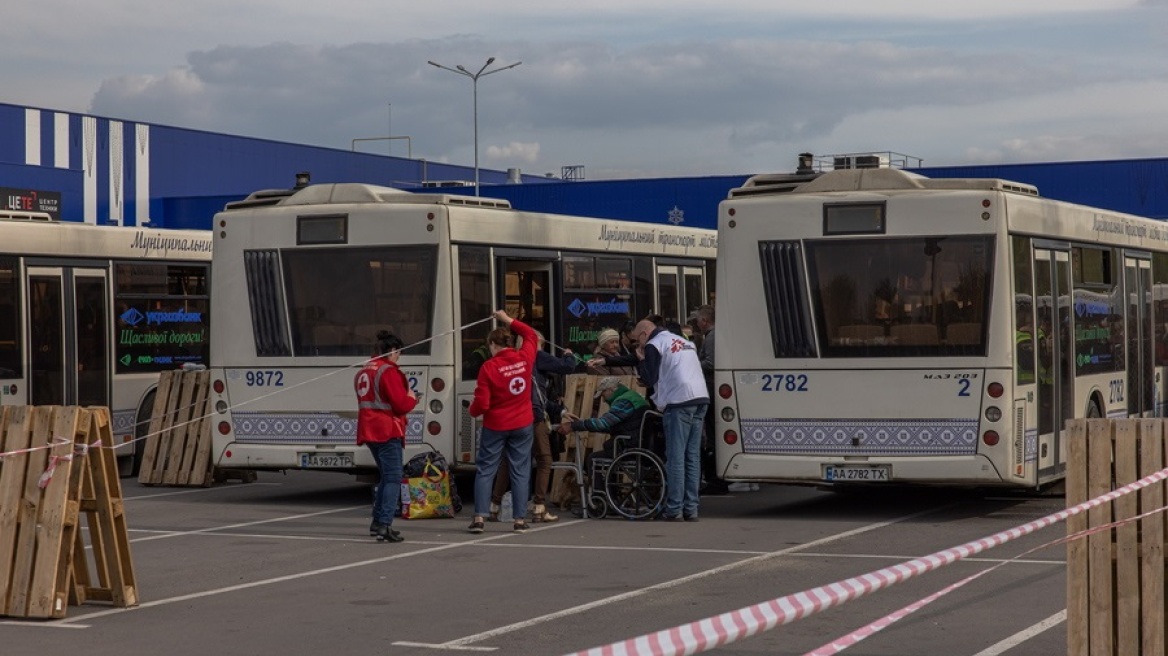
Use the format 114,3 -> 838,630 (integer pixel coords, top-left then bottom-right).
87,36 -> 1130,176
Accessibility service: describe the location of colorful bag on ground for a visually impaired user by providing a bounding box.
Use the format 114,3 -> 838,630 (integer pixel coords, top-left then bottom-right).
400,462 -> 455,519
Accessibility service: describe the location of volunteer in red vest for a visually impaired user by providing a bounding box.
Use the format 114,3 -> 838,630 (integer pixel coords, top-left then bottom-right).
355,330 -> 417,543
467,309 -> 538,534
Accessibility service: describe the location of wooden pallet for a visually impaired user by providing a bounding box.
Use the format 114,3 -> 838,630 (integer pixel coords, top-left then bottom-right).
549,374 -> 645,508
0,406 -> 137,619
70,409 -> 139,608
1066,419 -> 1167,656
138,370 -> 215,487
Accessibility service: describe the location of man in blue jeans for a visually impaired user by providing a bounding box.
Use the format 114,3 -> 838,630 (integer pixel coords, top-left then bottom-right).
634,317 -> 709,521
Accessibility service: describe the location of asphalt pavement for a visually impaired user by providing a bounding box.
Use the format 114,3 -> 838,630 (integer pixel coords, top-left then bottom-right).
1,472 -> 1070,656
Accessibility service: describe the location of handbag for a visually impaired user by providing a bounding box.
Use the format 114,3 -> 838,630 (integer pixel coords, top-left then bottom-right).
400,461 -> 455,519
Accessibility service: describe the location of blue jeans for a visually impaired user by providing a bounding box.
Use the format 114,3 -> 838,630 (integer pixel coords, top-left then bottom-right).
475,424 -> 533,519
662,404 -> 707,518
367,440 -> 404,526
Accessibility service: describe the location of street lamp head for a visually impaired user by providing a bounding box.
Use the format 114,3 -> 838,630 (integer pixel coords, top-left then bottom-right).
428,55 -> 522,197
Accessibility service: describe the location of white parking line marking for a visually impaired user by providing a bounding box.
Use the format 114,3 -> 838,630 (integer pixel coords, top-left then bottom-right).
970,609 -> 1065,656
410,505 -> 957,651
124,483 -> 282,500
0,620 -> 90,629
55,521 -> 578,626
392,641 -> 497,652
127,505 -> 367,543
119,530 -> 1067,565
791,551 -> 1064,566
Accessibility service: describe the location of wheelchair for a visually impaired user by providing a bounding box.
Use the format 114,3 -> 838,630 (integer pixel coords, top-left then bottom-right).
582,410 -> 667,520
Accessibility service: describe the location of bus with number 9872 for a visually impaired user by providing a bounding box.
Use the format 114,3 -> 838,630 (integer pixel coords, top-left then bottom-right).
714,163 -> 1168,489
207,180 -> 716,476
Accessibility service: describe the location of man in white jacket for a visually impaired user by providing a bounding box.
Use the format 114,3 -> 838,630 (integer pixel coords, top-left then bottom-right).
634,317 -> 709,521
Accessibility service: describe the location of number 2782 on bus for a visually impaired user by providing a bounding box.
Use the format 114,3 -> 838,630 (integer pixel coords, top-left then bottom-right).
759,374 -> 809,392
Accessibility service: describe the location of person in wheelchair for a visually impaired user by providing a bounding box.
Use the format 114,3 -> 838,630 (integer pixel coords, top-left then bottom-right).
557,376 -> 653,462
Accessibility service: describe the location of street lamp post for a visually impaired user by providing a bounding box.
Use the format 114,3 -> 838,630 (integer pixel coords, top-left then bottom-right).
428,57 -> 521,196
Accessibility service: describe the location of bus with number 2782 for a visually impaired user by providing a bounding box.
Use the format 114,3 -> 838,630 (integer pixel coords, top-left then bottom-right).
715,164 -> 1168,489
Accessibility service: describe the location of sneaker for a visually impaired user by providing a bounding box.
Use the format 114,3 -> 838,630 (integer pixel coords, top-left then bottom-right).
512,521 -> 530,532
532,504 -> 559,523
468,518 -> 486,534
375,526 -> 404,543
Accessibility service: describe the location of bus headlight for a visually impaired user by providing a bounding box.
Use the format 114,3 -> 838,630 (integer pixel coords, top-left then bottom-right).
985,406 -> 1002,422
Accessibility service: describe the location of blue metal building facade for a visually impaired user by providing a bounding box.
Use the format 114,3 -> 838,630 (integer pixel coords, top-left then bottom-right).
2,100 -> 1168,230
0,101 -> 554,228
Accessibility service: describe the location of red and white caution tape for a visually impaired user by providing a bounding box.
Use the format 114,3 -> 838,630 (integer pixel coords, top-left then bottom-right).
804,498 -> 1168,655
35,437 -> 96,488
567,465 -> 1168,656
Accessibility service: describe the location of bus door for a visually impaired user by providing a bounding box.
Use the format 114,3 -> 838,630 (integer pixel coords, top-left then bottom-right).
26,266 -> 109,407
1125,255 -> 1155,416
1033,247 -> 1073,478
656,263 -> 706,326
497,256 -> 555,345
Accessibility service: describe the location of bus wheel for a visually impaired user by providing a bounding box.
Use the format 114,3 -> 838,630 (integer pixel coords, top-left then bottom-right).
125,389 -> 157,478
1087,400 -> 1103,419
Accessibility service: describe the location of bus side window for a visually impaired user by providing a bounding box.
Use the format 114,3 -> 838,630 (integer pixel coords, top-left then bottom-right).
1013,236 -> 1036,385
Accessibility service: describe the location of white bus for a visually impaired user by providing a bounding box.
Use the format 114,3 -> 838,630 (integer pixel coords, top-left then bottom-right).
207,182 -> 716,474
0,210 -> 212,475
714,166 -> 1168,489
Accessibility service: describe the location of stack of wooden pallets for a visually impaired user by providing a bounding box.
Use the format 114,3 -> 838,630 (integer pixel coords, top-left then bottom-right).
138,370 -> 217,487
549,374 -> 645,509
0,406 -> 138,619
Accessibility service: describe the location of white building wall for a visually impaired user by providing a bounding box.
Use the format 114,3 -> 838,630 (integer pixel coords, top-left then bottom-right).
54,113 -> 69,169
83,115 -> 97,224
108,120 -> 124,226
136,124 -> 150,227
24,108 -> 40,166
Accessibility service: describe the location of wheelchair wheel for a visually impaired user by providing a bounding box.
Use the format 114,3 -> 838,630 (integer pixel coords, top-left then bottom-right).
587,493 -> 609,519
604,448 -> 665,520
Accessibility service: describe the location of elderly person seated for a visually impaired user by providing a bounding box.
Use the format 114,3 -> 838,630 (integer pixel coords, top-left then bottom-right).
558,377 -> 652,468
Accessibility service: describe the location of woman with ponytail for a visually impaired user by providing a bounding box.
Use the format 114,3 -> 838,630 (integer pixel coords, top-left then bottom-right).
354,330 -> 417,543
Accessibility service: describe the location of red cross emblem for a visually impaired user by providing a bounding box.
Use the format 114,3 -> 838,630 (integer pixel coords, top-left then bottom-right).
509,377 -> 527,395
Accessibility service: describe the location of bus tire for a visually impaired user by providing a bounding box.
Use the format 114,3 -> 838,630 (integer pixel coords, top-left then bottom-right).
1087,398 -> 1103,419
128,389 -> 157,478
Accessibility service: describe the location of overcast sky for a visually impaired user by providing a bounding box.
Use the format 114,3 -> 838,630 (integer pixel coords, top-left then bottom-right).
5,1 -> 1168,178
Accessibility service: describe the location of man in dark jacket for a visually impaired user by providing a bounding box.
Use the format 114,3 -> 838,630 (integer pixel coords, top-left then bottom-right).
689,304 -> 728,495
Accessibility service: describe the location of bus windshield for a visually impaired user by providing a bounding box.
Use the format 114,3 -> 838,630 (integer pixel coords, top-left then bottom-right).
282,245 -> 438,356
805,235 -> 994,357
